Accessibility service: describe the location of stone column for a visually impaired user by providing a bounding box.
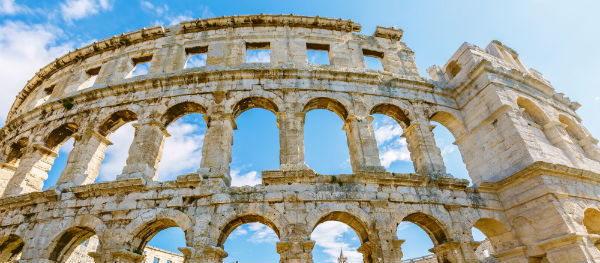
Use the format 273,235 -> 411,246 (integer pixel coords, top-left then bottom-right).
199,112 -> 235,185
55,130 -> 112,188
579,136 -> 600,162
0,162 -> 17,196
276,240 -> 315,263
540,234 -> 600,263
343,115 -> 385,173
118,120 -> 170,181
403,119 -> 447,178
278,112 -> 310,171
430,241 -> 462,263
357,240 -> 378,263
3,144 -> 57,196
380,239 -> 404,263
179,245 -> 228,263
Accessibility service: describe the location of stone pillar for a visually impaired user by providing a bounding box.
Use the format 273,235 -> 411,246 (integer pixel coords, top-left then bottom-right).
118,120 -> 170,181
276,240 -> 315,263
278,112 -> 310,171
179,245 -> 228,263
55,130 -> 111,187
579,136 -> 600,162
403,120 -> 447,178
492,246 -> 529,263
357,241 -> 378,263
380,239 -> 404,263
343,115 -> 385,173
540,234 -> 600,263
3,144 -> 57,196
0,162 -> 17,196
199,112 -> 234,185
430,241 -> 462,263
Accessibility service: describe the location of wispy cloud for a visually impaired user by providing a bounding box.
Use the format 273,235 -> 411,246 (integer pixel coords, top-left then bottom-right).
311,221 -> 363,263
373,117 -> 411,168
595,96 -> 600,102
0,0 -> 30,15
228,223 -> 278,244
141,1 -> 213,26
0,21 -> 74,123
230,169 -> 261,186
157,120 -> 204,181
98,122 -> 135,181
246,49 -> 270,63
60,0 -> 112,22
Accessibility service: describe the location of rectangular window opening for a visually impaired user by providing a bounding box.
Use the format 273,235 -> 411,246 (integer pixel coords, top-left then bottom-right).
153,258 -> 160,263
129,55 -> 153,78
246,42 -> 270,63
78,66 -> 101,90
185,46 -> 208,68
306,43 -> 330,65
362,49 -> 384,71
44,84 -> 55,96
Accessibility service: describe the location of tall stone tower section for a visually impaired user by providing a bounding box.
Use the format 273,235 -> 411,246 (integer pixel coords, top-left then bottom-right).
429,40 -> 600,261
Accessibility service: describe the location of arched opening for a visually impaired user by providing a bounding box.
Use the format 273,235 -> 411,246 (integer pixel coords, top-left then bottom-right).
231,97 -> 279,186
0,235 -> 24,262
5,138 -> 28,165
430,111 -> 470,182
304,98 -> 351,175
311,211 -> 371,263
96,110 -> 138,182
516,97 -> 549,126
47,226 -> 99,263
220,215 -> 280,263
43,123 -> 78,190
583,208 -> 600,235
370,104 -> 413,173
131,219 -> 186,261
398,213 -> 450,262
558,114 -> 588,156
472,218 -> 520,262
158,102 -> 207,181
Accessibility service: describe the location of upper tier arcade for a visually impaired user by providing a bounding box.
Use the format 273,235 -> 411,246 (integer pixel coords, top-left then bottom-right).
0,15 -> 600,263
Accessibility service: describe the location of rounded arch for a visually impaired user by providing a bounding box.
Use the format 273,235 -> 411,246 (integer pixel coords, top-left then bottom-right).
125,209 -> 192,252
303,97 -> 349,120
370,103 -> 411,128
583,208 -> 600,235
402,212 -> 449,245
161,101 -> 207,127
97,109 -> 138,136
516,97 -> 549,125
312,211 -> 371,244
473,217 -> 519,252
559,114 -> 586,140
232,96 -> 279,119
0,234 -> 24,262
45,122 -> 79,149
217,214 -> 281,247
430,111 -> 467,139
5,137 -> 28,164
43,214 -> 107,262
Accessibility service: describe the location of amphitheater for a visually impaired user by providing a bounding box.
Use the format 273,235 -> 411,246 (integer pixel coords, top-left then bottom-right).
0,14 -> 599,263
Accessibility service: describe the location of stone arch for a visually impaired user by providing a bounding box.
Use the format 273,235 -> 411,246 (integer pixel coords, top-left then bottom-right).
5,137 -> 28,164
44,214 -> 106,262
583,208 -> 600,235
516,97 -> 549,125
232,96 -> 279,119
312,211 -> 370,244
370,103 -> 411,128
473,217 -> 520,253
558,114 -> 586,140
0,234 -> 24,262
44,122 -> 79,150
161,101 -> 207,127
97,109 -> 138,136
430,111 -> 468,139
125,209 -> 192,252
303,97 -> 349,120
402,212 -> 450,245
217,214 -> 281,247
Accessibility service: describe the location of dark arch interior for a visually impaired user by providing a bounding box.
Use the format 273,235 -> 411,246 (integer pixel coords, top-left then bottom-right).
97,110 -> 138,136
370,103 -> 411,128
49,226 -> 95,262
132,219 -> 182,252
45,123 -> 78,149
0,235 -> 24,262
6,138 -> 28,164
303,97 -> 348,120
232,97 -> 279,119
162,102 -> 207,127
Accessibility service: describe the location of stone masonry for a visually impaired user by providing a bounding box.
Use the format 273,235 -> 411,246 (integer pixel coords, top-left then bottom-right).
0,14 -> 599,263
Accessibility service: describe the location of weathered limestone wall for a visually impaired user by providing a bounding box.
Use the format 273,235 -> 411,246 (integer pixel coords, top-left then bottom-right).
0,14 -> 598,263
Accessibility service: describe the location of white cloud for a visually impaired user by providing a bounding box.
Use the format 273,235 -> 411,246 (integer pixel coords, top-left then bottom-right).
373,118 -> 411,168
227,223 -> 278,244
157,121 -> 204,181
0,21 -> 74,123
60,0 -> 112,21
166,14 -> 193,26
230,169 -> 261,186
374,121 -> 403,145
379,146 -> 411,168
311,221 -> 363,263
98,122 -> 136,181
246,49 -> 270,63
0,0 -> 29,14
595,96 -> 600,102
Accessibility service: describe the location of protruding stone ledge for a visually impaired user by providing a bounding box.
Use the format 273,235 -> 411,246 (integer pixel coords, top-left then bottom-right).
180,14 -> 361,34
374,26 -> 403,41
262,169 -> 435,187
70,178 -> 145,198
0,188 -> 58,209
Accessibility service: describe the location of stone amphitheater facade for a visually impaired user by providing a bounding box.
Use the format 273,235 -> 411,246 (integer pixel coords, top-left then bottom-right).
0,14 -> 599,263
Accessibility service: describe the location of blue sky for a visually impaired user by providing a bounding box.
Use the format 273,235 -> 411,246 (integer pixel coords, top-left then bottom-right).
1,0 -> 599,262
